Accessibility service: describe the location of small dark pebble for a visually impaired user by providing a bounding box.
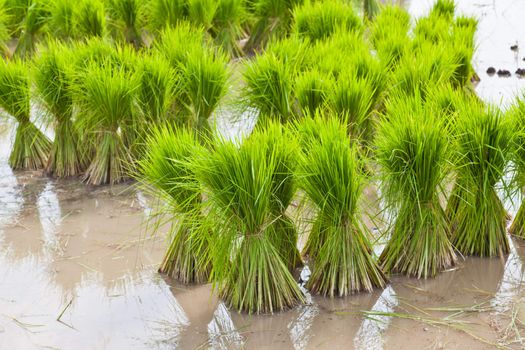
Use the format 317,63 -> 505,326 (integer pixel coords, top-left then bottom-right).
517,68 -> 525,76
511,45 -> 519,51
497,69 -> 512,77
486,67 -> 496,75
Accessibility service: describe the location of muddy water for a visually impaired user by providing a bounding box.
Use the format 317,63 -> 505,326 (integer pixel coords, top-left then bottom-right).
2,1 -> 525,349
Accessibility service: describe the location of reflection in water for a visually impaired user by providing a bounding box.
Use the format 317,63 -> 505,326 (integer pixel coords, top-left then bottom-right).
208,302 -> 245,349
214,106 -> 258,143
288,287 -> 319,350
354,286 -> 399,350
0,123 -> 23,239
136,190 -> 153,219
37,182 -> 61,254
492,237 -> 525,313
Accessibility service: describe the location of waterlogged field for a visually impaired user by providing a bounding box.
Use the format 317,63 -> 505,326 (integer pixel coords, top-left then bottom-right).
2,0 -> 525,349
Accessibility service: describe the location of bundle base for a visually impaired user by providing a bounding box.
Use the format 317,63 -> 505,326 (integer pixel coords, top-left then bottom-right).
220,235 -> 305,314
9,121 -> 51,170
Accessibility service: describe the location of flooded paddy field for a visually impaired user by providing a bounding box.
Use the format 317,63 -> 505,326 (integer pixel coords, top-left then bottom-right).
2,0 -> 525,349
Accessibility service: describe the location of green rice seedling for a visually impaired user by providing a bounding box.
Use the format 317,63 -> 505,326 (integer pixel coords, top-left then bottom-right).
327,72 -> 377,141
0,59 -> 51,169
370,4 -> 410,47
256,122 -> 302,270
390,44 -> 456,100
244,0 -> 302,53
265,35 -> 309,72
107,0 -> 145,48
297,114 -> 387,296
210,0 -> 246,57
363,0 -> 379,20
243,52 -> 295,123
14,0 -> 48,59
74,62 -> 138,185
154,23 -> 205,69
5,0 -> 29,36
33,41 -> 85,177
510,96 -> 525,238
138,125 -> 210,283
48,0 -> 76,41
429,0 -> 455,21
193,123 -> 305,313
136,53 -> 176,124
187,0 -> 217,30
71,37 -> 115,69
178,46 -> 229,133
413,15 -> 451,48
448,103 -> 512,257
295,69 -> 333,115
453,15 -> 477,49
147,0 -> 188,32
292,0 -> 361,42
77,0 -> 106,38
0,0 -> 11,55
376,98 -> 456,278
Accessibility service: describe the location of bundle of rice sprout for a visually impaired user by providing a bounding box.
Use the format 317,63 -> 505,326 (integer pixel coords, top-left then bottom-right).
0,59 -> 50,169
376,97 -> 456,278
448,102 -> 512,257
297,114 -> 387,296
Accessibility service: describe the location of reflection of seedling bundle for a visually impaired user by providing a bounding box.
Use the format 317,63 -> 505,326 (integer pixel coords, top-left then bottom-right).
376,99 -> 456,278
0,59 -> 50,170
448,104 -> 512,257
298,115 -> 387,296
194,123 -> 304,314
139,126 -> 210,283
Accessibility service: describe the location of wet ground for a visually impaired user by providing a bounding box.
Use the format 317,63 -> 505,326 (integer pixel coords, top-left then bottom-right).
2,1 -> 525,349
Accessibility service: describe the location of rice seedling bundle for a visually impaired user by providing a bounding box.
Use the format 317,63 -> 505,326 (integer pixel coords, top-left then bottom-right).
254,122 -> 302,270
139,126 -> 210,283
77,0 -> 106,38
370,4 -> 410,47
295,68 -> 333,115
370,5 -> 410,67
244,0 -> 303,53
136,54 -> 175,124
292,0 -> 361,42
48,0 -> 76,41
33,41 -> 84,177
107,0 -> 145,48
187,0 -> 217,30
297,115 -> 387,296
243,52 -> 295,123
390,44 -> 456,100
13,0 -> 48,59
327,71 -> 377,141
376,99 -> 456,278
209,0 -> 246,57
74,62 -> 138,185
429,0 -> 455,21
510,96 -> 525,238
178,46 -> 229,133
448,103 -> 512,257
362,0 -> 379,20
0,0 -> 11,55
265,36 -> 309,72
155,23 -> 205,69
147,0 -> 188,31
193,123 -> 305,313
0,59 -> 51,169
